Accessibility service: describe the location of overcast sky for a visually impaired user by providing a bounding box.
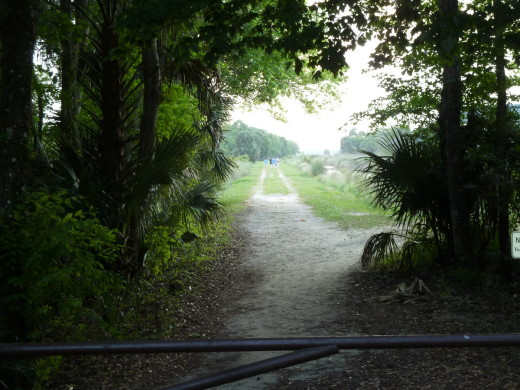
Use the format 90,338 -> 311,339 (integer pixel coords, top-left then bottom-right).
230,43 -> 386,154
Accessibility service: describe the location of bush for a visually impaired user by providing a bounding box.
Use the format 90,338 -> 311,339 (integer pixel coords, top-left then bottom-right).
310,159 -> 325,176
297,161 -> 312,175
0,190 -> 123,343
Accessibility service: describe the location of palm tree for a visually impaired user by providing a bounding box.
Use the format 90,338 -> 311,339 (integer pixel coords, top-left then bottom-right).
51,0 -> 235,278
357,129 -> 452,268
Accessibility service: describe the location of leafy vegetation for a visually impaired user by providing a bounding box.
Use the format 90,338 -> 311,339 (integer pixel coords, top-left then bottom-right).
220,48 -> 344,117
358,121 -> 520,273
347,0 -> 520,272
357,130 -> 451,267
282,158 -> 390,229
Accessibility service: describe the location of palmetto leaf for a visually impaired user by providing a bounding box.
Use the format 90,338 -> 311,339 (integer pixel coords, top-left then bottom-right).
167,58 -> 233,147
125,129 -> 201,230
358,129 -> 450,232
360,231 -> 420,270
181,181 -> 224,227
196,149 -> 237,182
357,129 -> 452,262
360,231 -> 400,268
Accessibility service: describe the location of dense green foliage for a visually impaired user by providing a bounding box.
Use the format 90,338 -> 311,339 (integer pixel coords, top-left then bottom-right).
0,0 -> 355,387
0,191 -> 122,341
359,115 -> 520,271
338,0 -> 520,273
221,120 -> 299,162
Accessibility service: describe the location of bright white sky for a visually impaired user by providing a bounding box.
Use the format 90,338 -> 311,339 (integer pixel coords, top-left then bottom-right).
230,42 -> 386,154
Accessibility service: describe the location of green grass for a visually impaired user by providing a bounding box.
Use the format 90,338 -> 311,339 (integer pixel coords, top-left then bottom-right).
263,168 -> 290,194
218,158 -> 390,230
219,161 -> 263,214
281,161 -> 390,229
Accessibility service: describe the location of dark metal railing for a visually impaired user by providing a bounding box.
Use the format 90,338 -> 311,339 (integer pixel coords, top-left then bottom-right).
159,345 -> 339,390
2,334 -> 520,357
2,334 -> 520,389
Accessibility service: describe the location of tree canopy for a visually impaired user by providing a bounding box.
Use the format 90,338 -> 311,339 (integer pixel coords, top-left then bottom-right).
222,120 -> 299,162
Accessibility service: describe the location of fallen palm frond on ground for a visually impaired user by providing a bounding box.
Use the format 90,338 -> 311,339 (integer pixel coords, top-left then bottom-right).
378,277 -> 432,303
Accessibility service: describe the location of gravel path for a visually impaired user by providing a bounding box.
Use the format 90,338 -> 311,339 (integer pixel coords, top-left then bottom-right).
175,167 -> 383,388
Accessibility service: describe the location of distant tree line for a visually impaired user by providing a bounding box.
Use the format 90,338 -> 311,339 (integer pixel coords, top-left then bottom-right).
222,121 -> 299,162
340,128 -> 411,154
340,132 -> 377,154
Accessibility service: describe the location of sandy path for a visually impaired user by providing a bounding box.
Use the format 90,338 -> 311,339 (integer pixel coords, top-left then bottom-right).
176,167 -> 382,388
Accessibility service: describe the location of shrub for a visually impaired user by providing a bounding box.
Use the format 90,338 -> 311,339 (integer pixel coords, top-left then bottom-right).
358,130 -> 452,269
0,190 -> 123,343
297,161 -> 312,175
310,159 -> 325,176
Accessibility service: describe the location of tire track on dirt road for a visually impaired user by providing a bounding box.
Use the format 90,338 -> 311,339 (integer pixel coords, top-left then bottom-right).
174,167 -> 383,389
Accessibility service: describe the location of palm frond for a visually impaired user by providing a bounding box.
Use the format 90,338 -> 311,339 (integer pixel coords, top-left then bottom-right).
125,129 -> 201,226
182,181 -> 224,228
400,239 -> 419,270
196,149 -> 237,183
360,231 -> 400,269
167,58 -> 233,148
357,128 -> 449,233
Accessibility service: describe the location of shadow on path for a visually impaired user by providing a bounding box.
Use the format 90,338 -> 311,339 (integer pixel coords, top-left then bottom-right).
175,167 -> 381,389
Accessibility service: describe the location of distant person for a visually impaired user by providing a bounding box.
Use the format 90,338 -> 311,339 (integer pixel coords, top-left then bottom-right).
264,158 -> 269,167
275,157 -> 280,167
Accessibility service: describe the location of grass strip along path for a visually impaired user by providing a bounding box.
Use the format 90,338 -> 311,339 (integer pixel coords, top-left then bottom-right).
279,162 -> 389,229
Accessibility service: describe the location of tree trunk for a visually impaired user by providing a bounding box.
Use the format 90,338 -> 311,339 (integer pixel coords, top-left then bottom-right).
437,0 -> 473,265
0,0 -> 39,208
139,38 -> 160,160
36,92 -> 44,151
97,8 -> 140,276
494,0 -> 511,266
120,38 -> 162,275
99,21 -> 124,197
59,0 -> 90,148
0,0 -> 39,342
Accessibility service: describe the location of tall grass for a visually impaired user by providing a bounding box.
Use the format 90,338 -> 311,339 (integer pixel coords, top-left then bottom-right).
310,159 -> 325,176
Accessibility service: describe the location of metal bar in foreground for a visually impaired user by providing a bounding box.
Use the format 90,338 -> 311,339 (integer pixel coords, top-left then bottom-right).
159,345 -> 339,390
1,334 -> 520,357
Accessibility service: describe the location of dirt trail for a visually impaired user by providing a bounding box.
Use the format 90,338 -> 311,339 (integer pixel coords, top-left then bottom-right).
176,167 -> 383,388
